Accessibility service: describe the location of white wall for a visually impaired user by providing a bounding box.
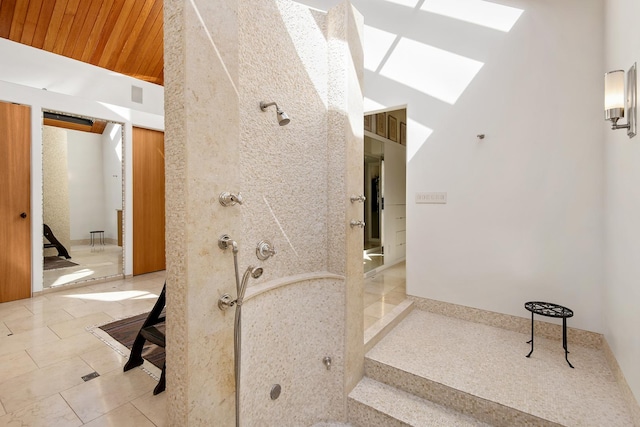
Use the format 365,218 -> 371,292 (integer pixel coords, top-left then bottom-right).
604,0 -> 640,404
0,38 -> 164,292
405,0 -> 604,333
296,0 -> 605,333
102,123 -> 124,242
67,129 -> 106,241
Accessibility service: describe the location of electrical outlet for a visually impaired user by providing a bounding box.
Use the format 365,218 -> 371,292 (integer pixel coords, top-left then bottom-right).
415,192 -> 447,204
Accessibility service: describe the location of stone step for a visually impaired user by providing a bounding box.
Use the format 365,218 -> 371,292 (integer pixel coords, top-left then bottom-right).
364,358 -> 558,427
348,377 -> 490,427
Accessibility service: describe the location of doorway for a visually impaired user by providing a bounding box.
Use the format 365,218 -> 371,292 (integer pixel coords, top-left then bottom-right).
132,127 -> 166,275
0,101 -> 31,302
42,113 -> 125,289
362,107 -> 408,331
363,108 -> 407,275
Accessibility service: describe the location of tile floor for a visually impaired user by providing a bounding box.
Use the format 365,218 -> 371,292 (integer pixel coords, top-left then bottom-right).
44,244 -> 124,289
363,262 -> 407,331
0,271 -> 167,426
0,264 -> 405,426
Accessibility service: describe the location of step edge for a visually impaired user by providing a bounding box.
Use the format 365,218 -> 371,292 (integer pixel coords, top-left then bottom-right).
365,358 -> 562,427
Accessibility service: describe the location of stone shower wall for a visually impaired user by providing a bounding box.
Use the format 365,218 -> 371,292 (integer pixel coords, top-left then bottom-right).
42,126 -> 71,257
164,1 -> 363,425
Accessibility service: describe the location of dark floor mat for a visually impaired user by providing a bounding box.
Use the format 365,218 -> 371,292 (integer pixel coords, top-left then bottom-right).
99,312 -> 165,370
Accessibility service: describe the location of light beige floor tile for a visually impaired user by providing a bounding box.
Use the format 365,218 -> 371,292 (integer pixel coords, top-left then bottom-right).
101,303 -> 153,320
0,401 -> 4,417
364,315 -> 380,330
364,292 -> 382,306
0,393 -> 82,427
0,305 -> 33,323
80,346 -> 128,376
131,391 -> 167,427
364,301 -> 397,319
115,280 -> 164,295
44,245 -> 123,289
0,356 -> 94,413
49,312 -> 114,339
0,322 -> 9,337
27,332 -> 104,368
82,402 -> 155,427
0,326 -> 60,358
364,281 -> 403,296
380,290 -> 407,305
82,281 -> 127,293
62,301 -> 123,319
61,367 -> 157,423
25,295 -> 87,315
0,350 -> 39,384
4,308 -> 74,335
102,296 -> 156,318
369,274 -> 406,287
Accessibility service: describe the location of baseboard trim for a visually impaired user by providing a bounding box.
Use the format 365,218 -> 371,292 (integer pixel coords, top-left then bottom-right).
407,296 -> 602,349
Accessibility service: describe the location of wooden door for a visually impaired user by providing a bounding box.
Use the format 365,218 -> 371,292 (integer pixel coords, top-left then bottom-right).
0,101 -> 31,302
133,127 -> 165,275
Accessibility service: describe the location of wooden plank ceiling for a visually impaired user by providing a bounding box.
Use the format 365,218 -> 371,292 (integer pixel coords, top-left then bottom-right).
0,0 -> 164,86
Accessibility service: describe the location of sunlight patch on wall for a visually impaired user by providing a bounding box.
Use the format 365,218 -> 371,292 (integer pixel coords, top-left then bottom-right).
97,102 -> 131,121
189,0 -> 239,97
383,0 -> 422,8
277,1 -> 328,106
380,38 -> 483,105
421,0 -> 523,32
364,25 -> 397,71
364,97 -> 387,113
406,117 -> 433,162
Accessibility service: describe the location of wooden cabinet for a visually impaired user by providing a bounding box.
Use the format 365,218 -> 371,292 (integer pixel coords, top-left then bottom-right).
117,209 -> 123,247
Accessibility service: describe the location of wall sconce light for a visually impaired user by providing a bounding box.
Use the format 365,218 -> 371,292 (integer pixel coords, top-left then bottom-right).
604,62 -> 636,138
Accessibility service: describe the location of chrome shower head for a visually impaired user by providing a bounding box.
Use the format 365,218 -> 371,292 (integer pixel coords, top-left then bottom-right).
276,109 -> 290,126
260,101 -> 290,126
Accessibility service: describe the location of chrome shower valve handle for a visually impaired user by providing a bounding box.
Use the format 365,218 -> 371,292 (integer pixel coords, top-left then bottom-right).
350,220 -> 365,228
219,191 -> 244,207
350,194 -> 366,203
256,240 -> 276,261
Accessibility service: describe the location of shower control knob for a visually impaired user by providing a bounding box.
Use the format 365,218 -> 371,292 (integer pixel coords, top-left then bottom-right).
256,240 -> 276,261
219,191 -> 244,207
350,194 -> 366,203
218,294 -> 235,311
350,220 -> 365,229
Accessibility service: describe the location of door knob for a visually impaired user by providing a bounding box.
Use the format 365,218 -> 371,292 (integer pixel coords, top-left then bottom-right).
20,212 -> 27,219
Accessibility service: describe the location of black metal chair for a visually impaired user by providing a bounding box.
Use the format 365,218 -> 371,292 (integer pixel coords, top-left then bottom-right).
43,223 -> 71,259
123,282 -> 166,394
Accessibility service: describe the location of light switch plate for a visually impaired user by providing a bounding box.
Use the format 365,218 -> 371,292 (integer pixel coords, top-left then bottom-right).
415,192 -> 447,204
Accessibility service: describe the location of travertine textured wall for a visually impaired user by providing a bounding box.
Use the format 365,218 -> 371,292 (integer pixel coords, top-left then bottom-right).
165,1 -> 363,425
241,275 -> 345,425
42,126 -> 71,257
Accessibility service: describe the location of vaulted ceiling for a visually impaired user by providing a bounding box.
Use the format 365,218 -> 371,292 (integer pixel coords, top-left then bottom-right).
0,0 -> 164,86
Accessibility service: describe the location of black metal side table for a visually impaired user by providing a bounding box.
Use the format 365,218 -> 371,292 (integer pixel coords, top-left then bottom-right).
524,301 -> 574,368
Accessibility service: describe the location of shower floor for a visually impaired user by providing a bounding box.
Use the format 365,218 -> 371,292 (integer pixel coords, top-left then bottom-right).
360,309 -> 636,426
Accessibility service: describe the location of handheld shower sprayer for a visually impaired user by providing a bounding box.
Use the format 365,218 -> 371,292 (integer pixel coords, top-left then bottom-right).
260,101 -> 290,126
216,235 -> 267,427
